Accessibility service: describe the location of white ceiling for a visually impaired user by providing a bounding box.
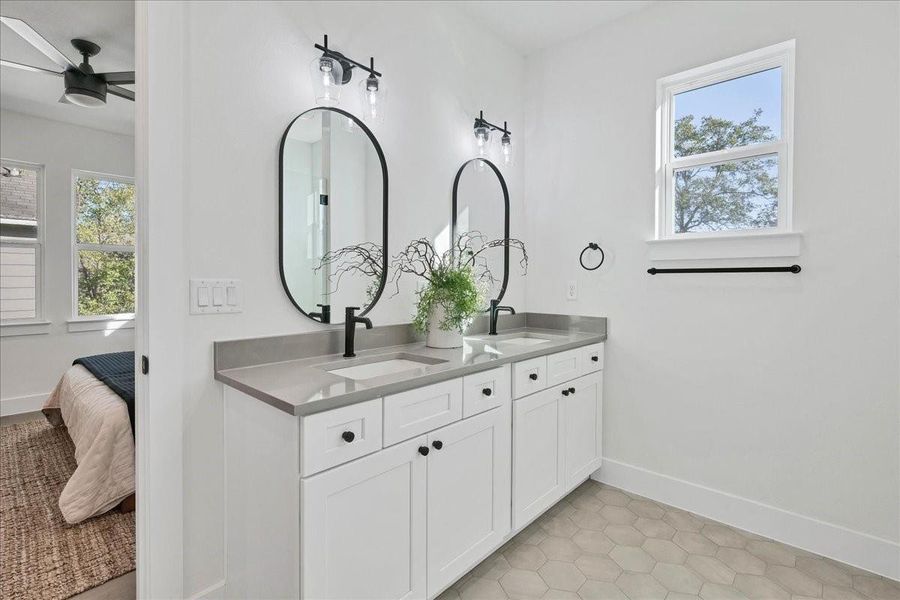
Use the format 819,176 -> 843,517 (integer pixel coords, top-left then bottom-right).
0,0 -> 134,136
454,1 -> 655,55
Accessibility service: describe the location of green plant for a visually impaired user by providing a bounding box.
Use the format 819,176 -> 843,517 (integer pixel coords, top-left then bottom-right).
411,265 -> 483,334
391,232 -> 528,334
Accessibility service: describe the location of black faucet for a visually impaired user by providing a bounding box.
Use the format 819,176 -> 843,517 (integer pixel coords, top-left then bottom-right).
488,299 -> 515,335
310,303 -> 331,324
344,306 -> 373,358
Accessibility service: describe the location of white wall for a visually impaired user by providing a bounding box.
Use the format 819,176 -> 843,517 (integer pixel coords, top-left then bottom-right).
524,0 -> 899,558
0,110 -> 134,411
169,2 -> 526,594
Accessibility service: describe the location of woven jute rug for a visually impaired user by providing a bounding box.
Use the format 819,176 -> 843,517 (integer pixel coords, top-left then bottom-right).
0,420 -> 135,599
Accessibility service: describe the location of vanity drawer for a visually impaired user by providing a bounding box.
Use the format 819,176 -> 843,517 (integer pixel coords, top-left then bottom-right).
300,398 -> 383,477
581,343 -> 604,375
512,356 -> 548,399
463,365 -> 511,418
546,348 -> 582,387
383,378 -> 463,446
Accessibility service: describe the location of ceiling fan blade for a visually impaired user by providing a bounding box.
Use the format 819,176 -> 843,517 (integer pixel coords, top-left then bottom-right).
1,59 -> 63,76
108,84 -> 134,101
0,17 -> 77,71
98,71 -> 135,85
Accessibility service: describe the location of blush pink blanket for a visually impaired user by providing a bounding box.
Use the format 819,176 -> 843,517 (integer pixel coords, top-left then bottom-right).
43,364 -> 135,524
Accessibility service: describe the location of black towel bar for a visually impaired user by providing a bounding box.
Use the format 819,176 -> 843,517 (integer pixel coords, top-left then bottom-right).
648,265 -> 801,275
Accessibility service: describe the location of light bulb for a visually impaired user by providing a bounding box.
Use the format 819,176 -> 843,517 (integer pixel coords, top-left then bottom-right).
501,132 -> 514,166
310,54 -> 343,105
474,126 -> 491,156
359,73 -> 386,125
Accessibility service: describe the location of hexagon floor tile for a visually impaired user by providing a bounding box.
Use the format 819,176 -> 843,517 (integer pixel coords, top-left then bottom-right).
447,480 -> 898,599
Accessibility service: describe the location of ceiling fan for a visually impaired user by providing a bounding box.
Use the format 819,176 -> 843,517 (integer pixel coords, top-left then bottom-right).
0,16 -> 134,107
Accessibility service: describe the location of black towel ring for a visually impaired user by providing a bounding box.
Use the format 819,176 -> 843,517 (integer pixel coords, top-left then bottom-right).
579,242 -> 605,271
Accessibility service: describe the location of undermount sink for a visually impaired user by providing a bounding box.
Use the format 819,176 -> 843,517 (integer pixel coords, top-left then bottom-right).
321,353 -> 446,381
469,332 -> 554,346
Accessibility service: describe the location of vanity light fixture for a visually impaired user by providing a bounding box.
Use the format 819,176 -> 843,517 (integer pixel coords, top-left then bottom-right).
473,111 -> 513,165
311,34 -> 385,124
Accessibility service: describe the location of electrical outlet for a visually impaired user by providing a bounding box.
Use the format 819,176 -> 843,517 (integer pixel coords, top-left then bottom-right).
566,280 -> 577,301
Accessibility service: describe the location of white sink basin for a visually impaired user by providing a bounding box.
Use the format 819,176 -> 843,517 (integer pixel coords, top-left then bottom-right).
322,353 -> 446,381
497,337 -> 551,346
469,332 -> 554,346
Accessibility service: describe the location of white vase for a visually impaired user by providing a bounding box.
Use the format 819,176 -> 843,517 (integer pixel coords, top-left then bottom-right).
425,303 -> 463,349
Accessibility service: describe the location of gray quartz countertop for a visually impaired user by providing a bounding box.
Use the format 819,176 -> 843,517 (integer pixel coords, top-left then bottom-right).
215,317 -> 606,417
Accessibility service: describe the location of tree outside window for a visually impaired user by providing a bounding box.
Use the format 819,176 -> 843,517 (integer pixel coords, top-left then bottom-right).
73,173 -> 135,317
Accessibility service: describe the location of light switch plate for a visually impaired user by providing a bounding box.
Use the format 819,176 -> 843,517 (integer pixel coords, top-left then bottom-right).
566,280 -> 577,301
191,279 -> 242,314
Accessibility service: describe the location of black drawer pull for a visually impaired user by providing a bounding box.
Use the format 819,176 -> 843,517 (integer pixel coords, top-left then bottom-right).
418,446 -> 430,456
341,431 -> 355,443
529,373 -> 538,381
482,387 -> 493,396
432,440 -> 443,450
562,389 -> 570,396
591,356 -> 599,362
569,387 -> 576,394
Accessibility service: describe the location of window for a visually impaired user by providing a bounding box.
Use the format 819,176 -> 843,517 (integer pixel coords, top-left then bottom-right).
72,171 -> 135,319
656,41 -> 794,241
1,161 -> 43,323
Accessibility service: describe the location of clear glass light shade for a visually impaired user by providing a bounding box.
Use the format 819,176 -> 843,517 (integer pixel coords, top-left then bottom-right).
310,54 -> 343,105
500,133 -> 514,166
359,74 -> 386,125
474,125 -> 491,156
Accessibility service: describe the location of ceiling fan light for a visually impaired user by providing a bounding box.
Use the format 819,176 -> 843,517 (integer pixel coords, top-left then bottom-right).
64,89 -> 106,107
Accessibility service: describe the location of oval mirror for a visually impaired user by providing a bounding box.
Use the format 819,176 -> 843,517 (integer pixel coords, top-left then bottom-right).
451,158 -> 510,309
279,107 -> 387,324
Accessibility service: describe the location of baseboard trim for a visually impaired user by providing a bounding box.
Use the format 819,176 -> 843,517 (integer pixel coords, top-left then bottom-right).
188,579 -> 225,600
593,458 -> 900,581
0,392 -> 48,416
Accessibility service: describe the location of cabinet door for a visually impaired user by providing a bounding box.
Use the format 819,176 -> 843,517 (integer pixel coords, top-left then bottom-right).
301,437 -> 427,600
564,372 -> 603,491
513,387 -> 565,530
426,406 -> 511,597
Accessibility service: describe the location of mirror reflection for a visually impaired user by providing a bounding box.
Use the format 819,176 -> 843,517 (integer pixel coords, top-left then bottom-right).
280,108 -> 386,324
452,159 -> 510,308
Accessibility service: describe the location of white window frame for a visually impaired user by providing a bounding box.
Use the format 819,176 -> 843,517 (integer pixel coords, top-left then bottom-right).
0,159 -> 48,335
71,169 -> 136,325
652,40 -> 797,257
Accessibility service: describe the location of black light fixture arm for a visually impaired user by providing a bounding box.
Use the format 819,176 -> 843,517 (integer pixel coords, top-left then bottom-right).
474,110 -> 511,136
314,34 -> 383,78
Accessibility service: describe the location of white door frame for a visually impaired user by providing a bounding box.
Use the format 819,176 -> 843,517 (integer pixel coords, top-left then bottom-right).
135,1 -> 186,597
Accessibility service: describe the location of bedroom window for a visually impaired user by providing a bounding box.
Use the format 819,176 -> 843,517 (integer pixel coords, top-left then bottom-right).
655,41 -> 795,243
72,171 -> 136,320
1,161 -> 43,323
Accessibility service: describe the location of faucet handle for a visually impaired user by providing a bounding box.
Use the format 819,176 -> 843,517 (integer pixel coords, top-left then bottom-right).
345,306 -> 360,319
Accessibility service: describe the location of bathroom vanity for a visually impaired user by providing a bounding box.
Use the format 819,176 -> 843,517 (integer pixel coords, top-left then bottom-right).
215,314 -> 606,599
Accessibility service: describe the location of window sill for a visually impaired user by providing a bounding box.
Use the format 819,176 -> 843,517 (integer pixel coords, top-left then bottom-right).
0,320 -> 51,337
647,232 -> 802,261
67,317 -> 135,333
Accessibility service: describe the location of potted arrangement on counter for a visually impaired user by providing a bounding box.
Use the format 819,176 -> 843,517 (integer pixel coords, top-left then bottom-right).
391,232 -> 527,348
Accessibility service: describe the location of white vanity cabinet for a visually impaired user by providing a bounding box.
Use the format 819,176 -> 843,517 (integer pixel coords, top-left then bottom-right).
512,343 -> 604,529
223,339 -> 603,600
426,406 -> 510,597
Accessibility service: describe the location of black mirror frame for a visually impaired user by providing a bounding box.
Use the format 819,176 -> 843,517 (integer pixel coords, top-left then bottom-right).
278,106 -> 389,324
451,158 -> 510,308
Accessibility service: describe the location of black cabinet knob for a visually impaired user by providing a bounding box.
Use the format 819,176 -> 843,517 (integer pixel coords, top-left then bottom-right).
341,431 -> 355,443
569,387 -> 576,394
418,446 -> 430,456
591,356 -> 599,362
432,440 -> 443,450
562,389 -> 570,396
482,388 -> 493,396
529,373 -> 538,381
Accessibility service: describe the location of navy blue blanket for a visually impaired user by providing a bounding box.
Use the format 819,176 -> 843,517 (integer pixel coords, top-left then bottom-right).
73,351 -> 135,433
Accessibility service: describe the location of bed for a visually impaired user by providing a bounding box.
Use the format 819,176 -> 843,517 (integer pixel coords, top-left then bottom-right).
42,352 -> 135,525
